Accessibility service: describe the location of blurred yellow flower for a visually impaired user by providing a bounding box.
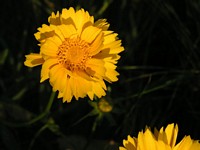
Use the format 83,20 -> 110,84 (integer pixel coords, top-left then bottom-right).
24,7 -> 124,102
119,123 -> 200,150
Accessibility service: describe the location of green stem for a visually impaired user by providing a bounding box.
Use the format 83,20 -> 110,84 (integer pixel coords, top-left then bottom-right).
2,91 -> 56,127
45,91 -> 56,113
25,91 -> 56,126
28,124 -> 49,150
97,0 -> 113,17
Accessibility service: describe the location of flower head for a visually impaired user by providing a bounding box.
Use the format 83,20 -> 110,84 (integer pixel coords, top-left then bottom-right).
119,123 -> 200,150
24,7 -> 124,102
98,98 -> 113,113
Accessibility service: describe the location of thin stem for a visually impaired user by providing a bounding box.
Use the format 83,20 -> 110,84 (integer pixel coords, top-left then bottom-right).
28,124 -> 49,150
96,0 -> 113,17
45,91 -> 56,113
2,91 -> 56,127
25,91 -> 56,126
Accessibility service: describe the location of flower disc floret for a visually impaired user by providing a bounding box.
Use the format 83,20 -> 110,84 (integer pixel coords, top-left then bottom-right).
57,38 -> 90,71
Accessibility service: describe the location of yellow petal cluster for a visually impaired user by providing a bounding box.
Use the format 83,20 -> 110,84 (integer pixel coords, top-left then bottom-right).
24,7 -> 124,102
119,123 -> 200,150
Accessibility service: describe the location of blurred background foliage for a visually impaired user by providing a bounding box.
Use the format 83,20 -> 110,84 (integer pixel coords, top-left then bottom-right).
1,0 -> 200,149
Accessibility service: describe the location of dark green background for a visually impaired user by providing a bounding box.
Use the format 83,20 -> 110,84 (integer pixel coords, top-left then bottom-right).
1,0 -> 200,149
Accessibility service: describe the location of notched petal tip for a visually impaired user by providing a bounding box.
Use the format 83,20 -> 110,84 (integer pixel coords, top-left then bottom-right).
94,19 -> 110,31
48,11 -> 61,25
24,54 -> 44,67
34,24 -> 55,42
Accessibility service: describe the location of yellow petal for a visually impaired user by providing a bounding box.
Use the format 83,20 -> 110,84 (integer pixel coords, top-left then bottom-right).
138,129 -> 157,150
85,59 -> 105,79
189,140 -> 200,150
158,127 -> 165,140
49,64 -> 63,91
24,53 -> 44,67
56,68 -> 69,92
89,32 -> 103,56
74,9 -> 94,35
93,49 -> 120,64
61,8 -> 93,35
40,58 -> 58,82
49,25 -> 65,42
49,33 -> 63,46
48,11 -> 61,25
158,123 -> 178,148
76,71 -> 95,82
87,91 -> 94,100
123,136 -> 136,150
98,80 -> 107,90
127,135 -> 137,148
102,40 -> 124,54
103,30 -> 114,36
62,78 -> 73,102
109,46 -> 124,54
75,78 -> 88,100
102,40 -> 121,49
61,7 -> 76,25
53,71 -> 65,91
91,81 -> 106,98
94,19 -> 110,31
40,38 -> 59,56
165,123 -> 178,147
174,136 -> 193,150
59,68 -> 72,89
104,62 -> 119,82
119,147 -> 127,150
58,91 -> 63,99
34,24 -> 55,42
57,24 -> 77,38
103,33 -> 118,45
81,26 -> 102,43
157,140 -> 171,150
49,65 -> 72,92
74,72 -> 93,93
69,76 -> 85,100
86,80 -> 106,100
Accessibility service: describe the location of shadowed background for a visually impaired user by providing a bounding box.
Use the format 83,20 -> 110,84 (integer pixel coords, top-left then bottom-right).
0,0 -> 200,150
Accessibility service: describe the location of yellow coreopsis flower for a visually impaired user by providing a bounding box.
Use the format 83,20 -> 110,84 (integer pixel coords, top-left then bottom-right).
24,7 -> 124,102
119,123 -> 200,150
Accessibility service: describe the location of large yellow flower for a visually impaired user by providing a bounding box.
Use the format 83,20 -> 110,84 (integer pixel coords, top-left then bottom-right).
119,123 -> 200,150
24,7 -> 124,102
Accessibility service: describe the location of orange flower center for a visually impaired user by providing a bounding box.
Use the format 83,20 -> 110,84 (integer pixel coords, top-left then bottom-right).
57,38 -> 90,71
